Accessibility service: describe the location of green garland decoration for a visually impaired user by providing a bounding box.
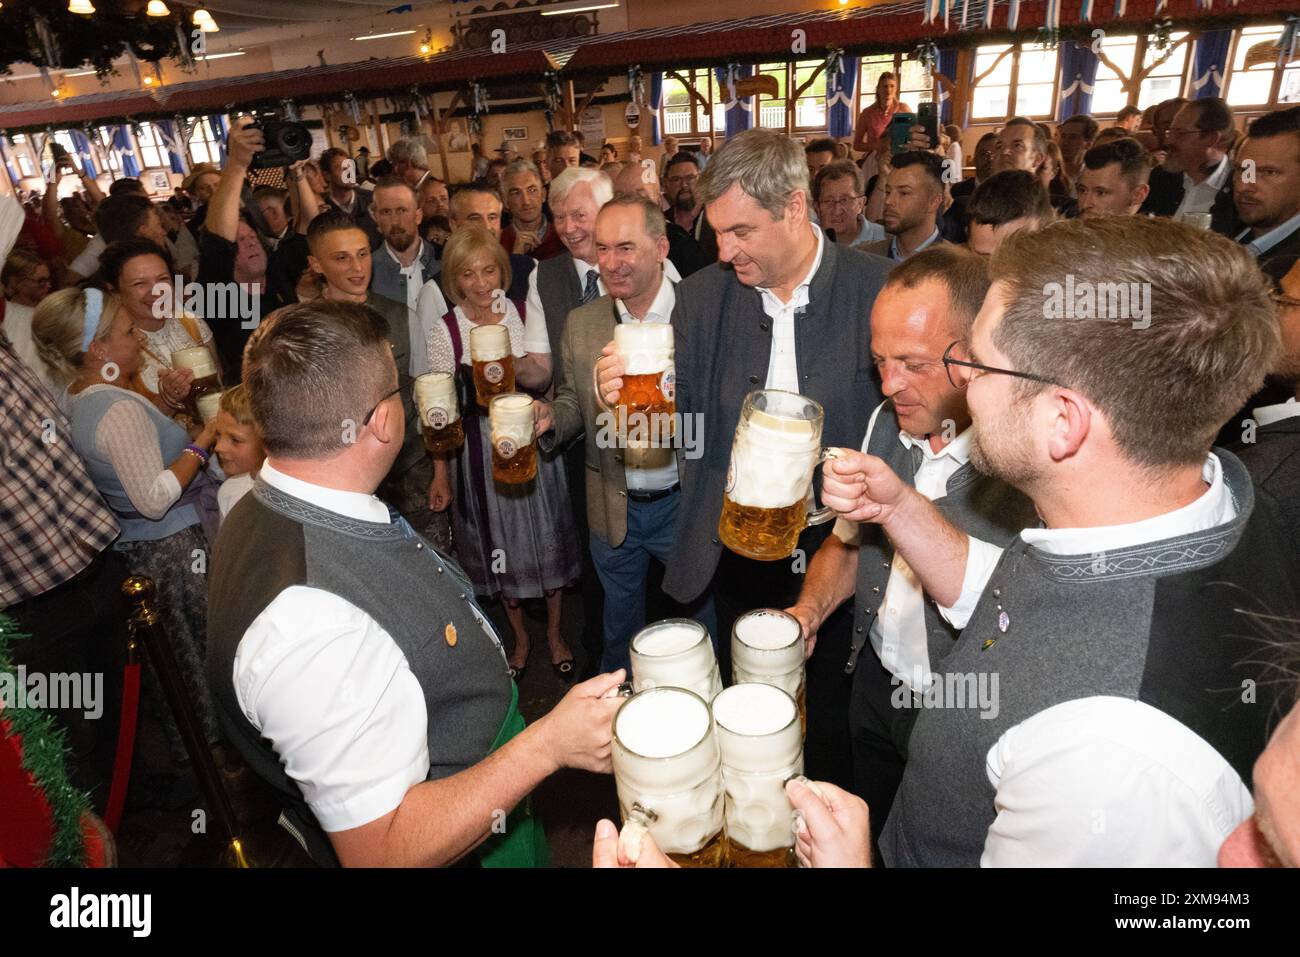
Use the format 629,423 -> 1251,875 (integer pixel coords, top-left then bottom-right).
0,612 -> 90,868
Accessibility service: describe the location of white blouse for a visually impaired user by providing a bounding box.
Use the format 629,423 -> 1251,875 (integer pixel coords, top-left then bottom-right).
137,315 -> 215,395
426,301 -> 527,375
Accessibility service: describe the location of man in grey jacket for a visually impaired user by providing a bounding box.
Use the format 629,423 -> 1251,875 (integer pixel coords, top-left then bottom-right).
598,128 -> 892,785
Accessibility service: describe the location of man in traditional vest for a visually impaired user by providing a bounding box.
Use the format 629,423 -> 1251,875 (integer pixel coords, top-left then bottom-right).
786,246 -> 1036,850
207,300 -> 624,867
808,217 -> 1299,865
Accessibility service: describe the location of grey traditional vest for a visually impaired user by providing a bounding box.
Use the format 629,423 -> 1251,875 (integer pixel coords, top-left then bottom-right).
207,479 -> 513,865
846,402 -> 1038,676
535,251 -> 583,374
366,291 -> 425,478
881,451 -> 1299,867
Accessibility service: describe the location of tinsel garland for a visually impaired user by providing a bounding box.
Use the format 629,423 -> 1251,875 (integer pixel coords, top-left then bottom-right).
0,611 -> 90,868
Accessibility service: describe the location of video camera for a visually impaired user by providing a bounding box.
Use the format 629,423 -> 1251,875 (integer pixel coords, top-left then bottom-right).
247,111 -> 313,169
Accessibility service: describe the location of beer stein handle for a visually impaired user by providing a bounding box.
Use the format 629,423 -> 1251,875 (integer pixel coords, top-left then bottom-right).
805,447 -> 845,527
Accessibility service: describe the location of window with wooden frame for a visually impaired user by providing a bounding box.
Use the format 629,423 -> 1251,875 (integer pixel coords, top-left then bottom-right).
95,128 -> 123,174
52,131 -> 84,172
1225,24 -> 1300,108
859,53 -> 933,114
10,134 -> 37,178
661,68 -> 722,138
135,123 -> 169,169
970,43 -> 1060,122
187,117 -> 223,166
1090,31 -> 1192,116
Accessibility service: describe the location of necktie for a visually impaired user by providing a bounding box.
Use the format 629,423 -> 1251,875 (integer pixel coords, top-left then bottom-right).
582,269 -> 600,303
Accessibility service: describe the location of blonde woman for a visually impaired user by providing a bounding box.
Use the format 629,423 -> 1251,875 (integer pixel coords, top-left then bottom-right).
32,286 -> 223,755
427,227 -> 579,682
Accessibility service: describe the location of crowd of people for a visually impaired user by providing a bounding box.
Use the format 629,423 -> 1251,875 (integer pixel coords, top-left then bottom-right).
2,87 -> 1298,869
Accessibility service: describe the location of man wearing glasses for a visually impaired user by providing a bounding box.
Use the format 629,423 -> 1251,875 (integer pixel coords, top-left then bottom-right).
786,246 -> 1034,851
810,217 -> 1296,866
663,152 -> 718,262
813,160 -> 886,247
1141,96 -> 1239,235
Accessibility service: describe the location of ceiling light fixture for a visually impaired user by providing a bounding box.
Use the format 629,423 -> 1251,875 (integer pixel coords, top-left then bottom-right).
198,51 -> 246,61
352,29 -> 417,41
68,0 -> 95,13
146,0 -> 170,16
539,2 -> 618,16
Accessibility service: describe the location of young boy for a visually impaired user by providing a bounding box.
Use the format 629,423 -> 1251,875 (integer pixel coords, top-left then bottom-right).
213,384 -> 266,522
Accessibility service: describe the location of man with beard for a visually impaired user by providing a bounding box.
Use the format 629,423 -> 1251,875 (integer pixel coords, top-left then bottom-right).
370,177 -> 441,326
787,246 -> 1035,849
596,128 -> 892,787
813,217 -> 1297,865
1232,107 -> 1300,270
500,159 -> 565,260
613,162 -> 709,277
858,152 -> 948,261
1141,97 -> 1239,235
663,152 -> 718,262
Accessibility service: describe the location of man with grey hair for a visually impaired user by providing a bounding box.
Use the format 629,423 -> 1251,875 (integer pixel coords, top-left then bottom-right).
500,159 -> 564,260
597,127 -> 892,784
814,160 -> 885,246
387,136 -> 433,190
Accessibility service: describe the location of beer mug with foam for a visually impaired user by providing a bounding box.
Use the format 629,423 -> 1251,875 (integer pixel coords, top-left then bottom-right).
629,619 -> 722,703
732,608 -> 806,735
469,324 -> 515,407
488,392 -> 537,484
414,372 -> 464,454
171,345 -> 221,415
712,682 -> 803,867
613,687 -> 727,867
614,322 -> 674,446
195,390 -> 224,425
719,390 -> 839,561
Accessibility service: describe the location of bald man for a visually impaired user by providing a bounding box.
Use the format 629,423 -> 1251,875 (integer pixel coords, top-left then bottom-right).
613,162 -> 711,278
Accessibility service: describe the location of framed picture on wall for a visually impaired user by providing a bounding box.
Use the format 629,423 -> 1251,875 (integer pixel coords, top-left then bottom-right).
149,171 -> 171,192
503,126 -> 528,141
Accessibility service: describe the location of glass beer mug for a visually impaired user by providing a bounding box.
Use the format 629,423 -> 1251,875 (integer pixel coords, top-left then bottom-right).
171,345 -> 221,416
194,390 -> 224,425
488,392 -> 537,485
629,619 -> 722,703
614,322 -> 674,446
732,608 -> 807,735
414,372 -> 464,454
613,687 -> 728,868
719,390 -> 839,561
469,324 -> 515,408
712,682 -> 803,868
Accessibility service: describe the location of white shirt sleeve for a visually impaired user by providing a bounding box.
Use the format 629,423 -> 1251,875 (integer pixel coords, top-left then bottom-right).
233,586 -> 431,832
981,696 -> 1252,867
522,267 -> 551,355
68,235 -> 104,278
414,280 -> 448,378
935,536 -> 1004,629
94,398 -> 182,519
426,318 -> 456,376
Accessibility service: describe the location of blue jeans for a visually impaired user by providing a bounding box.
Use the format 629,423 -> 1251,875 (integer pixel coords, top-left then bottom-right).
589,490 -> 717,675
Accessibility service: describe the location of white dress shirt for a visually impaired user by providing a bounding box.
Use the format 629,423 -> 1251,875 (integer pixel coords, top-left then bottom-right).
523,256 -> 681,355
759,224 -> 824,393
616,272 -> 679,492
931,453 -> 1249,866
833,403 -> 972,691
384,242 -> 430,314
230,462 -> 502,832
1173,154 -> 1231,220
1253,397 -> 1300,427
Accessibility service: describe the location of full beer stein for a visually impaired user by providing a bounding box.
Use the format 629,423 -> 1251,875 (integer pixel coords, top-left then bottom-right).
712,683 -> 803,868
614,322 -> 674,446
469,324 -> 515,407
732,608 -> 807,735
612,687 -> 727,868
195,390 -> 224,425
171,345 -> 221,416
488,392 -> 537,484
629,619 -> 722,703
719,390 -> 839,561
413,372 -> 464,454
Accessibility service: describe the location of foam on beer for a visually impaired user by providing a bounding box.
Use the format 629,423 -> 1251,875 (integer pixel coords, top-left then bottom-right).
414,372 -> 459,425
630,620 -> 722,702
615,322 -> 673,375
489,392 -> 533,446
713,683 -> 803,855
713,683 -> 797,739
633,622 -> 704,657
469,323 -> 510,362
727,402 -> 819,509
616,688 -> 710,758
171,345 -> 217,379
735,610 -> 800,650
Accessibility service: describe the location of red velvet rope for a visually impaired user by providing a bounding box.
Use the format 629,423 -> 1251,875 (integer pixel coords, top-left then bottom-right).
103,661 -> 141,833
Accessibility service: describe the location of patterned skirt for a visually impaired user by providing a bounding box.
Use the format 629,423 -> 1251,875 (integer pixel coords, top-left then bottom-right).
114,524 -> 221,750
449,412 -> 581,602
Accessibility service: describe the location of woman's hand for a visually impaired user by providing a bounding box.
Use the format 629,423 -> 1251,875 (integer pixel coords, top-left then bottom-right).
158,368 -> 195,408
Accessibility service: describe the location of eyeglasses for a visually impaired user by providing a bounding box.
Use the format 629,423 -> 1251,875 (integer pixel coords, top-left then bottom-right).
1272,292 -> 1300,310
362,375 -> 409,426
941,340 -> 1062,390
819,196 -> 863,211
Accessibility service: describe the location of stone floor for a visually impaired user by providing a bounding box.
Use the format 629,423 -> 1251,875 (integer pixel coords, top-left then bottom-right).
112,588 -> 615,868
